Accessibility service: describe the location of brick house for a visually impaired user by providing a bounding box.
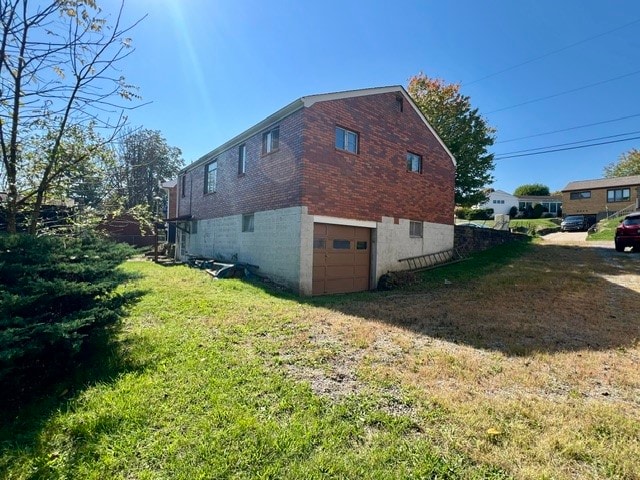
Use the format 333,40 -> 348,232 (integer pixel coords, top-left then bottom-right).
176,86 -> 456,295
562,175 -> 640,220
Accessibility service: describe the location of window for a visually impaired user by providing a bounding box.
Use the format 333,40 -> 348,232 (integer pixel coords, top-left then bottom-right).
238,144 -> 247,174
262,126 -> 279,154
406,152 -> 422,173
204,160 -> 217,194
335,126 -> 358,153
607,188 -> 630,203
356,241 -> 368,250
181,175 -> 186,198
410,221 -> 423,238
492,199 -> 505,204
191,220 -> 198,234
570,191 -> 591,200
333,239 -> 351,249
242,213 -> 254,232
396,95 -> 404,112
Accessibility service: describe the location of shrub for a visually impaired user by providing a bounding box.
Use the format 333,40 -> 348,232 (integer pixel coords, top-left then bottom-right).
455,207 -> 469,219
509,206 -> 518,218
0,234 -> 135,399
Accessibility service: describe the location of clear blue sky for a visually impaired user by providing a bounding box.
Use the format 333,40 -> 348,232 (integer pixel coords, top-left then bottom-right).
111,0 -> 640,194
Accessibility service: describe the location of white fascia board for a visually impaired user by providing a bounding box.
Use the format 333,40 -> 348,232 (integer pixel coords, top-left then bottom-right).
312,215 -> 377,228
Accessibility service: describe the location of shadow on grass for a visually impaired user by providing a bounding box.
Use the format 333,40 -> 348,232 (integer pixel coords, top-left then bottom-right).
0,288 -> 147,452
250,240 -> 640,356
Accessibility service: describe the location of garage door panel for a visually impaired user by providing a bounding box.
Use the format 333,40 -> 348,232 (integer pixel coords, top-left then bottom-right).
326,265 -> 355,278
312,223 -> 370,295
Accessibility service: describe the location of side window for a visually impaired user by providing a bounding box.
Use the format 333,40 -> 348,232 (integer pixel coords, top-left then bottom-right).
204,160 -> 217,194
262,126 -> 279,155
410,221 -> 423,238
406,152 -> 422,173
238,144 -> 247,174
335,126 -> 358,154
242,213 -> 254,232
181,175 -> 186,198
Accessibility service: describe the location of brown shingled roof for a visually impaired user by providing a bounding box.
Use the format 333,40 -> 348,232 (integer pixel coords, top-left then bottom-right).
562,175 -> 640,191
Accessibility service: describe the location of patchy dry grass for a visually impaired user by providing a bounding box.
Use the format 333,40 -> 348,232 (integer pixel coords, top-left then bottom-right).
280,242 -> 640,479
2,242 -> 639,479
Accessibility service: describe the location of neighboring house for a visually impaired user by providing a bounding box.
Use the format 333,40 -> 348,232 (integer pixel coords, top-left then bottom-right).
517,194 -> 562,216
176,86 -> 456,295
476,190 -> 518,215
562,175 -> 640,220
475,190 -> 562,217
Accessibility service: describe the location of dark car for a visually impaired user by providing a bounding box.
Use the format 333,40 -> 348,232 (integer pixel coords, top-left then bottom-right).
561,215 -> 594,232
614,212 -> 640,252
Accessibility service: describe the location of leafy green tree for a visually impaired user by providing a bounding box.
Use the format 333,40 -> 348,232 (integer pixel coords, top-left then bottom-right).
0,1 -> 143,234
407,73 -> 496,206
107,129 -> 183,212
513,183 -> 550,196
603,149 -> 640,178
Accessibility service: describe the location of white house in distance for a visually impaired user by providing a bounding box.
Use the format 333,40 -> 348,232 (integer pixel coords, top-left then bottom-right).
477,190 -> 518,215
476,190 -> 563,217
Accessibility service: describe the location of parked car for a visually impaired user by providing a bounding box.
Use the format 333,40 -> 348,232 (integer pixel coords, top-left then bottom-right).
560,215 -> 594,232
614,212 -> 640,252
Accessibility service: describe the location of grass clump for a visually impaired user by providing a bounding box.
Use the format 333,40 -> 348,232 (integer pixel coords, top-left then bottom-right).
587,215 -> 624,241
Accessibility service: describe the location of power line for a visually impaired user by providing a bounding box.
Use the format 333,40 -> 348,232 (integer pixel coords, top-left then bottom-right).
494,135 -> 640,160
486,68 -> 640,114
495,130 -> 640,156
496,112 -> 640,144
464,17 -> 640,86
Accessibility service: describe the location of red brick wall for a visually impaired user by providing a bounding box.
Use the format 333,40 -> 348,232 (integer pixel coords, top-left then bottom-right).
178,92 -> 455,225
178,110 -> 304,219
301,92 -> 455,225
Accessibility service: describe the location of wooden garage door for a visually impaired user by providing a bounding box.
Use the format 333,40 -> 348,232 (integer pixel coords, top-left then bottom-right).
313,223 -> 371,295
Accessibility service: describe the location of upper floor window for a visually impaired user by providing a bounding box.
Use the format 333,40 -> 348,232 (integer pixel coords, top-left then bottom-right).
570,191 -> 591,200
406,152 -> 422,173
335,126 -> 358,154
238,144 -> 247,174
204,160 -> 217,194
607,188 -> 630,202
262,126 -> 279,155
181,175 -> 186,198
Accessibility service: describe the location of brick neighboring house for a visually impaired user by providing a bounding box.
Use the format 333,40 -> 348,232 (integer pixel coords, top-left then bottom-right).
176,86 -> 456,295
562,175 -> 640,220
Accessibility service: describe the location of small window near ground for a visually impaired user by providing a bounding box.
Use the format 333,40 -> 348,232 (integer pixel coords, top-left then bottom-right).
238,144 -> 247,174
406,152 -> 422,173
335,126 -> 358,154
262,127 -> 279,155
242,214 -> 254,232
204,160 -> 217,194
410,221 -> 423,238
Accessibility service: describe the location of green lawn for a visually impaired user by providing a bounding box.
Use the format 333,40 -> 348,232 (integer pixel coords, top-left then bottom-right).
587,215 -> 624,241
0,260 -> 507,479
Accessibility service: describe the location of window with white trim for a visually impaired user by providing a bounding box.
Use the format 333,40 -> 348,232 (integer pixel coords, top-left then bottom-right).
238,144 -> 247,174
409,221 -> 423,238
204,160 -> 217,194
262,126 -> 279,154
335,126 -> 358,153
